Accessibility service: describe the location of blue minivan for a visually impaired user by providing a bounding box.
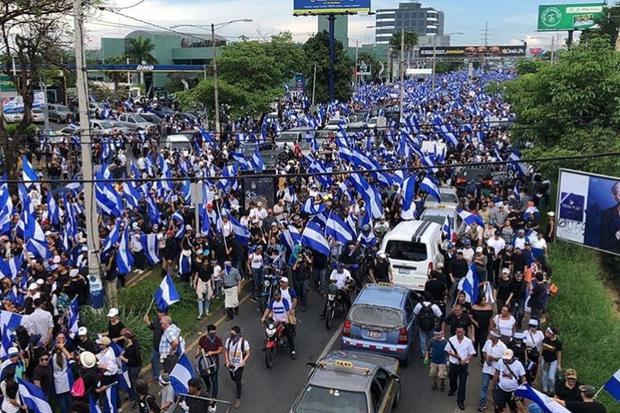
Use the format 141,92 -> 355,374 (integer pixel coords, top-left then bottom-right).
341,284 -> 416,364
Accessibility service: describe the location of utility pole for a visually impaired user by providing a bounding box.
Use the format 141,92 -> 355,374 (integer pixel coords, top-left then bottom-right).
73,0 -> 102,288
354,39 -> 359,93
551,35 -> 556,64
482,21 -> 489,71
211,23 -> 220,138
431,33 -> 437,90
311,61 -> 317,107
327,14 -> 336,103
399,27 -> 405,126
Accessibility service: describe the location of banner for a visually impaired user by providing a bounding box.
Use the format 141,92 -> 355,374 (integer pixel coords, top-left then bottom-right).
418,45 -> 526,58
2,92 -> 45,114
556,169 -> 620,256
537,3 -> 605,32
293,0 -> 371,15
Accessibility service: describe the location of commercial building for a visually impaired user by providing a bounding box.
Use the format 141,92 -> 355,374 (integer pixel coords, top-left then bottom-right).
317,15 -> 349,46
375,1 -> 448,46
99,30 -> 226,90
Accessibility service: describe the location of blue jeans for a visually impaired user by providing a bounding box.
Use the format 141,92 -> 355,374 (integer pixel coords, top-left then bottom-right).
541,359 -> 558,394
151,350 -> 161,379
251,268 -> 263,298
53,392 -> 73,413
128,366 -> 141,402
294,278 -> 309,308
478,372 -> 493,407
312,268 -> 327,293
418,329 -> 434,357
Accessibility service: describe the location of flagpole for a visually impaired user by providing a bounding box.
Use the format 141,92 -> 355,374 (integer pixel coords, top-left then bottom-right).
214,195 -> 229,252
144,297 -> 155,317
593,385 -> 605,399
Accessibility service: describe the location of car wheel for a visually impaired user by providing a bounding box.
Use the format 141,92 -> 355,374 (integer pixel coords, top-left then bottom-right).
325,307 -> 335,330
393,380 -> 401,407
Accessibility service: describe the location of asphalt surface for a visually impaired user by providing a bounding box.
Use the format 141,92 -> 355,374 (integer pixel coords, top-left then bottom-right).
163,288 -> 485,413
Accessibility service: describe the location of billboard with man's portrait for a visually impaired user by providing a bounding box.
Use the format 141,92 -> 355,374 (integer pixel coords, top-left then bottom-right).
556,169 -> 620,256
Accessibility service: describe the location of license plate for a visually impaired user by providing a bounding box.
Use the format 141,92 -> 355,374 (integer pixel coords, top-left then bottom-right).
398,268 -> 409,275
367,331 -> 381,339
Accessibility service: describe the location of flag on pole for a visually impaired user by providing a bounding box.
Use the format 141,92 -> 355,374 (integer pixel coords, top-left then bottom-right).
22,156 -> 39,188
280,224 -> 302,252
17,379 -> 53,413
603,368 -> 620,402
457,263 -> 479,303
154,273 -> 180,311
140,234 -> 160,265
514,383 -> 570,413
441,215 -> 451,240
400,176 -> 417,220
325,213 -> 356,244
457,209 -> 485,226
170,353 -> 194,394
420,176 -> 441,203
301,219 -> 330,256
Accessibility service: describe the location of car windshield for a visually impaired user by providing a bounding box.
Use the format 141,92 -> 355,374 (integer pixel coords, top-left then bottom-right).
97,121 -> 115,128
142,114 -> 162,123
385,240 -> 428,261
132,114 -> 148,123
349,113 -> 367,123
349,304 -> 405,329
295,385 -> 367,413
56,105 -> 70,112
440,192 -> 458,204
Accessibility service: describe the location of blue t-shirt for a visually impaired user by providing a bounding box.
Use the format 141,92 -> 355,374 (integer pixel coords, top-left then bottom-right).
429,338 -> 448,364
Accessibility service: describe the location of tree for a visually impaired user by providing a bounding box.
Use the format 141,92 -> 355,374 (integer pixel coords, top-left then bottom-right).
389,30 -> 418,65
581,3 -> 620,47
502,36 -> 620,177
266,32 -> 306,82
104,55 -> 128,91
218,40 -> 282,93
303,31 -> 354,103
357,51 -> 381,80
125,36 -> 157,64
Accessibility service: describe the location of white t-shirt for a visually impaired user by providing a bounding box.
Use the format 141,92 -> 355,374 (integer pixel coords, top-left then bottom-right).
413,302 -> 443,318
481,339 -> 507,375
225,337 -> 250,370
0,380 -> 20,413
496,359 -> 526,392
523,329 -> 544,353
514,237 -> 526,250
487,237 -> 506,256
493,315 -> 516,337
97,347 -> 119,376
329,269 -> 352,289
462,247 -> 475,264
249,253 -> 263,269
444,336 -> 476,365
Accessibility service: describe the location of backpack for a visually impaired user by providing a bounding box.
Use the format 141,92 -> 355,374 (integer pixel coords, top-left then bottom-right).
418,303 -> 436,332
70,377 -> 86,398
139,394 -> 161,413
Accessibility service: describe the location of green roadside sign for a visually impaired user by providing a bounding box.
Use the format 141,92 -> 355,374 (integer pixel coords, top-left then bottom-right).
537,3 -> 605,31
0,74 -> 16,92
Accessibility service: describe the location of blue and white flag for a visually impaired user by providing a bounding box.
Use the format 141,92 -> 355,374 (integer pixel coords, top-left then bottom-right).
22,156 -> 39,188
101,382 -> 119,413
457,209 -> 484,226
146,196 -> 161,226
302,198 -> 326,215
115,227 -> 134,274
154,273 -> 180,311
170,353 -> 194,394
227,213 -> 250,245
0,311 -> 23,332
442,215 -> 451,240
0,183 -> 12,235
122,182 -> 141,209
301,219 -> 330,256
67,297 -> 79,339
457,263 -> 479,303
1,328 -> 15,360
603,368 -> 620,402
47,191 -> 60,227
140,234 -> 160,265
325,213 -> 356,244
280,224 -> 302,251
400,176 -> 417,220
25,216 -> 49,260
179,251 -> 192,275
17,379 -> 53,413
172,211 -> 186,240
514,384 -> 570,413
0,254 -> 23,280
509,152 -> 527,177
420,176 -> 441,203
251,145 -> 265,171
101,221 -> 121,260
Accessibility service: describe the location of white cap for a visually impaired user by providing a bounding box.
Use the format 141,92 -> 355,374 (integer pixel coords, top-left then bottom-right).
528,319 -> 539,327
502,349 -> 514,360
185,224 -> 192,230
28,283 -> 38,291
52,255 -> 61,264
280,277 -> 289,284
36,279 -> 44,286
7,347 -> 19,357
69,269 -> 79,278
77,326 -> 88,336
132,223 -> 139,230
475,247 -> 483,253
107,308 -> 119,318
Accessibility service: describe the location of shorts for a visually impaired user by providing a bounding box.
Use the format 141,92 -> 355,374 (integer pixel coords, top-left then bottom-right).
429,362 -> 448,378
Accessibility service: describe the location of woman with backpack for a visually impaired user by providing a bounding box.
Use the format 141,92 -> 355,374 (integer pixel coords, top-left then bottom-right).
1,367 -> 25,413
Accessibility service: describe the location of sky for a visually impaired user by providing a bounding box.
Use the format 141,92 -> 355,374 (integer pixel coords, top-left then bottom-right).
85,0 -> 582,49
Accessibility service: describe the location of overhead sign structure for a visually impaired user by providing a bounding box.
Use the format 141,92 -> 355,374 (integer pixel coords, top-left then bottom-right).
556,169 -> 620,256
418,45 -> 526,58
293,0 -> 371,15
537,3 -> 605,31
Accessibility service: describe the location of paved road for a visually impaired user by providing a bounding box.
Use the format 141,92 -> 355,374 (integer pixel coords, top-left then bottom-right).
169,288 -> 485,413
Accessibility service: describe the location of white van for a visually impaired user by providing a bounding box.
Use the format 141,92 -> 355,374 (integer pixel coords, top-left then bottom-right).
165,134 -> 192,152
379,220 -> 444,291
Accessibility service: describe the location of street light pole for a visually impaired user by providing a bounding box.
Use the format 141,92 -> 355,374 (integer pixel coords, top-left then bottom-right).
311,61 -> 317,107
211,23 -> 220,138
399,27 -> 405,125
431,33 -> 437,90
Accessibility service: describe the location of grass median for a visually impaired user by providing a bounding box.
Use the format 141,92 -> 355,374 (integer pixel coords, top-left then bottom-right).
547,241 -> 620,412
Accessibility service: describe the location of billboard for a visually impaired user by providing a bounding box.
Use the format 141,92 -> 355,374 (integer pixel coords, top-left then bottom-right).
537,3 -> 605,31
556,169 -> 620,256
293,0 -> 371,15
418,45 -> 526,58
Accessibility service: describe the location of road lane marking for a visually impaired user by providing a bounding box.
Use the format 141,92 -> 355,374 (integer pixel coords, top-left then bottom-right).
316,322 -> 343,362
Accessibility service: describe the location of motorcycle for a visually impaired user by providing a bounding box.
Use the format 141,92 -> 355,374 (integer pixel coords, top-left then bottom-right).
263,318 -> 289,369
258,267 -> 282,314
325,280 -> 352,330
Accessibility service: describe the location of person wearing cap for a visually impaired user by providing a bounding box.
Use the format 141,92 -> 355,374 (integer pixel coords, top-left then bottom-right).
555,369 -> 583,403
75,327 -> 99,355
0,347 -> 23,381
462,239 -> 475,264
523,319 -> 544,383
478,330 -> 507,411
426,328 -> 448,392
247,245 -> 264,303
103,307 -> 125,343
514,229 -> 527,250
545,211 -> 556,242
492,349 -> 526,413
541,326 -> 563,396
368,251 -> 392,284
95,336 -> 119,383
158,373 -> 175,413
444,326 -> 476,410
278,276 -> 298,319
261,288 -> 296,359
554,385 -> 607,413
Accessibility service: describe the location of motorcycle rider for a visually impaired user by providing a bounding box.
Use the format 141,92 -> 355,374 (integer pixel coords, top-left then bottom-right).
339,242 -> 361,286
260,289 -> 296,360
369,252 -> 392,283
321,263 -> 353,318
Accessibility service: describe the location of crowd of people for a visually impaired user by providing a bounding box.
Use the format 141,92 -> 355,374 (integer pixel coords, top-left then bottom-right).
0,69 -> 607,413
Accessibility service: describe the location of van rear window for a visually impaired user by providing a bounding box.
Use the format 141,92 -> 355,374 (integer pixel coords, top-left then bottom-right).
385,240 -> 428,261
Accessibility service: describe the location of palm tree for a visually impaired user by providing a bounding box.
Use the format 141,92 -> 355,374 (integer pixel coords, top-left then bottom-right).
104,55 -> 128,91
389,31 -> 418,69
125,36 -> 157,64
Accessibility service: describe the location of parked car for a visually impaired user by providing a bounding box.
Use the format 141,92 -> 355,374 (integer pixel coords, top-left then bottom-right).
47,104 -> 75,123
342,284 -> 417,364
424,186 -> 460,210
379,220 -> 444,291
139,112 -> 163,125
31,108 -> 45,124
289,350 -> 400,413
3,110 -> 24,123
453,166 -> 495,196
117,113 -> 157,132
91,120 -> 124,135
165,134 -> 192,152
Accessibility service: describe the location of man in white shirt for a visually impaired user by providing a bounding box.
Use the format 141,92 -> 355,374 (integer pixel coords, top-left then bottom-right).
478,330 -> 507,411
249,201 -> 268,225
462,239 -> 475,264
444,326 -> 477,411
24,298 -> 53,346
492,349 -> 526,413
487,230 -> 506,282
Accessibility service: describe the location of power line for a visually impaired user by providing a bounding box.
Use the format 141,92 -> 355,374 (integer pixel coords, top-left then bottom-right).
2,150 -> 618,185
